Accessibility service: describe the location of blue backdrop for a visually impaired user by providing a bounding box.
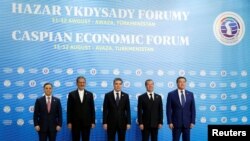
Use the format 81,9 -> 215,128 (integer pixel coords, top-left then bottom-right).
0,0 -> 249,141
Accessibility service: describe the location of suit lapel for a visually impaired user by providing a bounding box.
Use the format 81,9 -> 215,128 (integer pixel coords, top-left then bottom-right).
174,90 -> 182,107
184,90 -> 189,105
83,90 -> 88,103
51,96 -> 57,112
75,90 -> 82,103
118,92 -> 126,107
144,93 -> 150,102
42,96 -> 49,113
154,94 -> 159,102
110,92 -> 117,107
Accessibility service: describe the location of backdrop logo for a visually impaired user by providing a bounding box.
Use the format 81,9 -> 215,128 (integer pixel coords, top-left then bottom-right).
179,69 -> 185,76
3,106 -> 11,113
189,81 -> 195,88
17,67 -> 25,74
157,70 -> 164,76
90,68 -> 97,75
124,81 -> 131,88
113,68 -> 120,75
42,67 -> 50,74
29,80 -> 36,87
241,70 -> 247,77
29,106 -> 34,112
66,68 -> 74,75
167,82 -> 174,88
101,81 -> 108,88
135,69 -> 142,76
213,12 -> 245,46
17,93 -> 25,100
200,117 -> 206,123
200,93 -> 207,100
242,116 -> 248,123
221,117 -> 227,123
3,80 -> 11,87
17,119 -> 24,126
53,80 -> 61,87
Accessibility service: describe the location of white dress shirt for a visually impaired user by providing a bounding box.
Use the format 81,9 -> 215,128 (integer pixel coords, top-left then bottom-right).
113,90 -> 121,100
147,91 -> 154,100
78,89 -> 84,102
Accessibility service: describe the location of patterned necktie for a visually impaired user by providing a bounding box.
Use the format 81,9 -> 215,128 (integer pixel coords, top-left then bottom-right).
116,93 -> 119,105
47,97 -> 51,113
181,91 -> 185,107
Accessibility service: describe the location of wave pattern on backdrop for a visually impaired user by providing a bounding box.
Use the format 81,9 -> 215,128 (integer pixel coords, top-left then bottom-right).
0,0 -> 249,141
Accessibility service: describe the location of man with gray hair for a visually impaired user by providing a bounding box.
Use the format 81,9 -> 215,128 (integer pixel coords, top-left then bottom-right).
67,76 -> 96,141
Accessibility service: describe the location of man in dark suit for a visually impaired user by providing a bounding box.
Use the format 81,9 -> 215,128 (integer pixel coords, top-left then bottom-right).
67,76 -> 96,141
137,79 -> 163,141
166,76 -> 196,141
103,77 -> 131,141
33,82 -> 62,141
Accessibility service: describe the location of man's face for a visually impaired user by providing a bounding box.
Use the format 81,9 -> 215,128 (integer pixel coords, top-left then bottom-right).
44,84 -> 52,96
113,80 -> 122,92
77,78 -> 86,90
177,78 -> 186,90
146,80 -> 154,92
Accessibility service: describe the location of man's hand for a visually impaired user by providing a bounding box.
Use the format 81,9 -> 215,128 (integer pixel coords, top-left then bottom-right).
139,124 -> 144,130
103,124 -> 108,130
67,123 -> 72,129
126,124 -> 131,130
190,123 -> 194,129
56,126 -> 61,131
91,124 -> 96,129
168,123 -> 174,130
35,125 -> 40,132
158,124 -> 162,129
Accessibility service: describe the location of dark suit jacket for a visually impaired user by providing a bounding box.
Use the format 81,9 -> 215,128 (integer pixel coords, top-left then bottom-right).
103,91 -> 131,130
166,89 -> 196,128
33,96 -> 62,132
137,93 -> 163,128
67,89 -> 95,128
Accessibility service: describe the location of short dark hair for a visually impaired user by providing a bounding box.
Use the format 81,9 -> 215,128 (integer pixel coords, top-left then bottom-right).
145,79 -> 154,86
113,77 -> 123,84
176,76 -> 187,83
76,76 -> 86,83
43,82 -> 53,88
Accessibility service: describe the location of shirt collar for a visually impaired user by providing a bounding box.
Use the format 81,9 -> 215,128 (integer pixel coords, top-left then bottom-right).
78,89 -> 84,93
178,89 -> 185,93
45,95 -> 51,98
114,90 -> 121,94
147,91 -> 154,95
45,95 -> 52,102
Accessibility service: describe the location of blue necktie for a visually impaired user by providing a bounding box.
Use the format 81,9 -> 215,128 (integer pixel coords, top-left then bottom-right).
116,93 -> 119,105
181,91 -> 185,107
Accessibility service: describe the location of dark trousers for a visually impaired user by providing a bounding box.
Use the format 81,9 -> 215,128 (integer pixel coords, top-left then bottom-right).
172,126 -> 190,141
72,127 -> 91,141
39,131 -> 57,141
107,127 -> 126,141
141,127 -> 158,141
